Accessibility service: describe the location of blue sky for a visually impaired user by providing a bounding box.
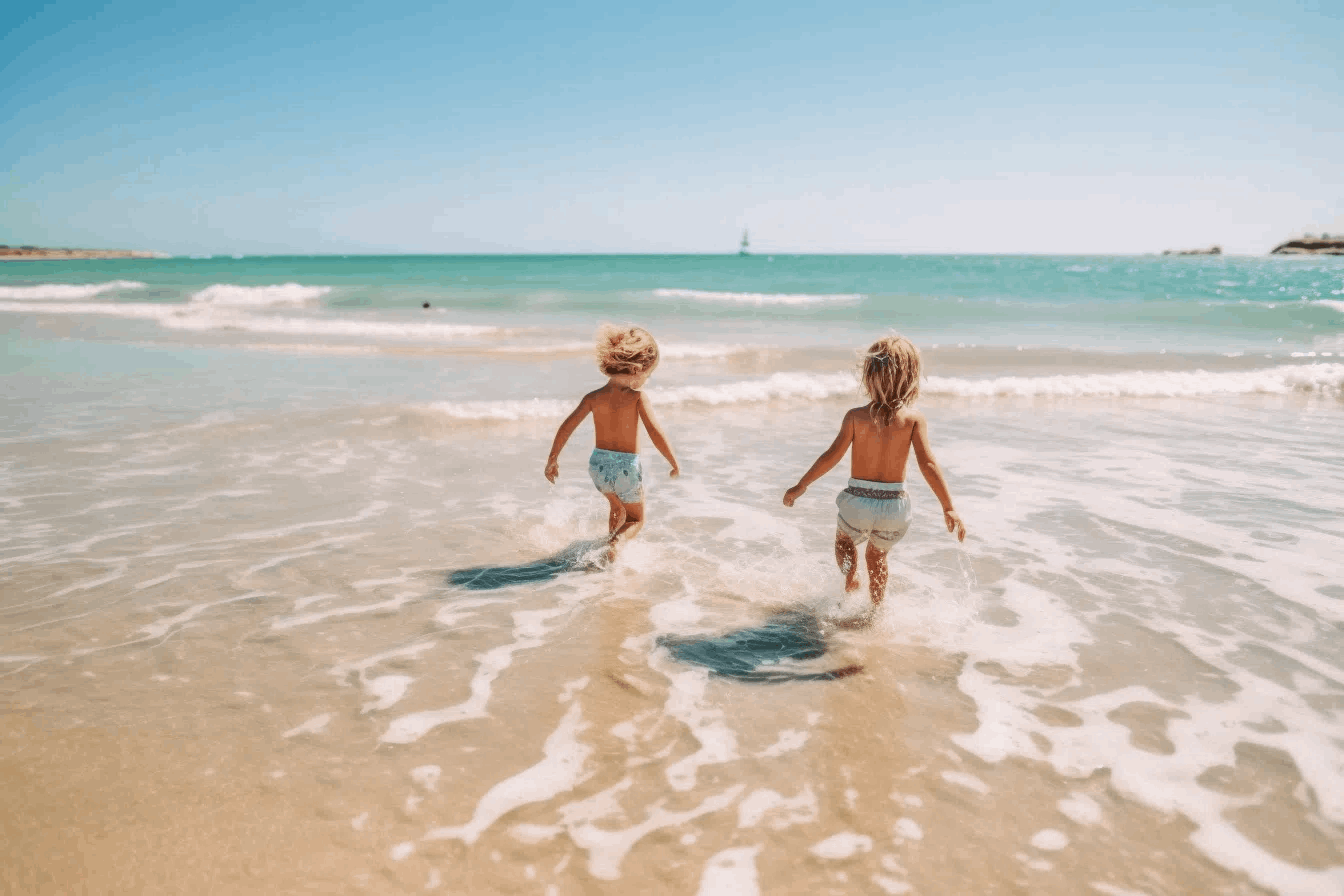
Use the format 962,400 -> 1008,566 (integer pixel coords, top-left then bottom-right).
2,1 -> 1341,254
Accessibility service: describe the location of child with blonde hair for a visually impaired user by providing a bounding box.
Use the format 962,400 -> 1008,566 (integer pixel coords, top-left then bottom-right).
546,325 -> 680,558
783,334 -> 965,608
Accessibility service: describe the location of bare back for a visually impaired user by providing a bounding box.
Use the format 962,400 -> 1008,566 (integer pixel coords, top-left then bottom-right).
848,405 -> 917,482
588,384 -> 644,453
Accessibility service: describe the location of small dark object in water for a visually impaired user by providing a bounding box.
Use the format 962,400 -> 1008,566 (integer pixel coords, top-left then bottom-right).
447,540 -> 607,590
422,302 -> 431,308
658,609 -> 863,683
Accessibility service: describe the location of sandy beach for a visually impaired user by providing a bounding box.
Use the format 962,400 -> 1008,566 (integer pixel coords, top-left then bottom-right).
2,255 -> 1341,894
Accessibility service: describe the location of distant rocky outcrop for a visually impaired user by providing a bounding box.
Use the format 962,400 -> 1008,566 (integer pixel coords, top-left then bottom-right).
0,245 -> 165,260
1270,236 -> 1344,255
1162,246 -> 1221,256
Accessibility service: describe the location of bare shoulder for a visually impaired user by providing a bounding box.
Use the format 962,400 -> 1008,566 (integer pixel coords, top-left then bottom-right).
844,405 -> 869,423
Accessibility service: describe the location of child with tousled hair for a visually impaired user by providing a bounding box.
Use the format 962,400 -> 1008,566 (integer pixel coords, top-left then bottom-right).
784,334 -> 965,609
546,325 -> 679,559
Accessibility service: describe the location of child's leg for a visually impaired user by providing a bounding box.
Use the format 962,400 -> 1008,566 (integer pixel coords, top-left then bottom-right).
611,502 -> 644,548
865,542 -> 889,606
834,530 -> 861,592
603,492 -> 627,537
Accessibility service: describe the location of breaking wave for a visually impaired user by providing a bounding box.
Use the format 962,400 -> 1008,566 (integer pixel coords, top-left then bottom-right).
0,301 -> 499,340
422,364 -> 1344,420
189,283 -> 331,307
0,280 -> 145,300
924,363 -> 1344,398
651,288 -> 863,306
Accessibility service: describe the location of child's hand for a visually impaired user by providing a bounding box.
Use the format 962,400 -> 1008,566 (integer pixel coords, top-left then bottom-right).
783,484 -> 806,507
544,458 -> 559,483
944,509 -> 966,542
669,463 -> 680,479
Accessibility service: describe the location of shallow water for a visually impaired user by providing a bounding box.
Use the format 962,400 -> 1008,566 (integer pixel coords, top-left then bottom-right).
2,255 -> 1343,894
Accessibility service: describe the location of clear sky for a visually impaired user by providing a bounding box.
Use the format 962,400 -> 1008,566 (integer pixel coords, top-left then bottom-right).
2,1 -> 1341,255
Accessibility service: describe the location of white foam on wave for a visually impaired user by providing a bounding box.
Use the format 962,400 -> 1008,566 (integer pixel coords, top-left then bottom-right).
486,341 -> 592,355
664,343 -> 762,359
737,786 -> 818,830
423,699 -> 592,845
1030,829 -> 1070,851
380,604 -> 573,744
924,363 -> 1344,398
940,447 -> 1344,896
696,846 -> 761,896
566,783 -> 745,880
652,287 -> 863,306
0,280 -> 146,300
809,831 -> 873,859
662,668 -> 740,792
1313,299 -> 1344,313
0,299 -> 500,341
423,363 -> 1344,423
283,712 -> 332,738
190,283 -> 330,307
138,591 -> 265,641
424,373 -> 858,420
1057,793 -> 1103,825
484,341 -> 759,360
162,311 -> 499,340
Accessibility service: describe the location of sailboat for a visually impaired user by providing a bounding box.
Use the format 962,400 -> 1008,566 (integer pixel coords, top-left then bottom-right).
739,229 -> 750,256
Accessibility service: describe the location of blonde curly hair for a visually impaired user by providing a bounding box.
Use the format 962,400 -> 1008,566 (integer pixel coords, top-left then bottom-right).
596,324 -> 660,377
861,334 -> 922,426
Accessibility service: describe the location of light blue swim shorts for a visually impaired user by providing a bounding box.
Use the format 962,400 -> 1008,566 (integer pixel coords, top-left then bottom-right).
589,448 -> 644,504
836,478 -> 912,551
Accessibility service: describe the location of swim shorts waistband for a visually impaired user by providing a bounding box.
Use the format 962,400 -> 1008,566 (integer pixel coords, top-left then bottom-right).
844,478 -> 906,500
592,447 -> 638,459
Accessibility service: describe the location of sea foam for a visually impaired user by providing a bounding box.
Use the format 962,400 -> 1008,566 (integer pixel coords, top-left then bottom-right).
422,364 -> 1344,420
189,283 -> 332,306
485,341 -> 757,360
0,280 -> 145,300
652,288 -> 863,306
924,363 -> 1344,398
161,312 -> 499,340
0,300 -> 500,341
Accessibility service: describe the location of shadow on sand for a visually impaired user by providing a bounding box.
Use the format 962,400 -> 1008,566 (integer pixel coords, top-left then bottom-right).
657,609 -> 864,683
447,539 -> 609,591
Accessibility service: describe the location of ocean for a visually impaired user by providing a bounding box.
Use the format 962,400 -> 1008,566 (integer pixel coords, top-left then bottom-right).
2,254 -> 1342,895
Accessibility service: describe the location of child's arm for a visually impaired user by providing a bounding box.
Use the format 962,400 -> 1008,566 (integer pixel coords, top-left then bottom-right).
782,413 -> 854,506
637,393 -> 679,477
544,396 -> 594,482
910,412 -> 966,541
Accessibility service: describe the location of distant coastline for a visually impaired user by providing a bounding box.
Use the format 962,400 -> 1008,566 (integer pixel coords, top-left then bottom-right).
0,245 -> 166,261
1162,245 -> 1221,256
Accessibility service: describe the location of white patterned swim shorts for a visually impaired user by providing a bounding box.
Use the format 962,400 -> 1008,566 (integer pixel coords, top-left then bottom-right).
589,448 -> 644,504
835,478 -> 912,551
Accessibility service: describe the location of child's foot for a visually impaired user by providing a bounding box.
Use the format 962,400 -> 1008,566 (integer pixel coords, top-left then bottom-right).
844,574 -> 862,593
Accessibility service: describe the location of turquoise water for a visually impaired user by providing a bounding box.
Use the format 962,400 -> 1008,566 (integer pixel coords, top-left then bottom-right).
3,253 -> 1343,353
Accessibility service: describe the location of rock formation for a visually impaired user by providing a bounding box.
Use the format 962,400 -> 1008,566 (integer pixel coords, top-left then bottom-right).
1162,246 -> 1221,256
1269,236 -> 1344,255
